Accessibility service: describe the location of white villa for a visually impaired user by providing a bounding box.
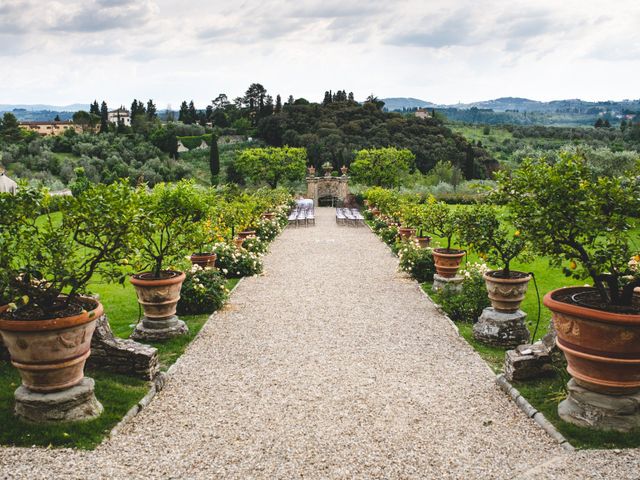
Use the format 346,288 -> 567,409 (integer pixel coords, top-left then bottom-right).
107,107 -> 131,126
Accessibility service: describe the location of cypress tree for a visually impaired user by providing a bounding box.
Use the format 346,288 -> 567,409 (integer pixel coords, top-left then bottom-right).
209,133 -> 220,185
275,94 -> 282,113
100,101 -> 109,133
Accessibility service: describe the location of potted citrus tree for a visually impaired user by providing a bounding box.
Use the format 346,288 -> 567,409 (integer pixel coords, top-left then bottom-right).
459,204 -> 532,312
0,182 -> 139,421
131,181 -> 207,341
497,153 -> 640,397
424,198 -> 465,277
401,202 -> 431,248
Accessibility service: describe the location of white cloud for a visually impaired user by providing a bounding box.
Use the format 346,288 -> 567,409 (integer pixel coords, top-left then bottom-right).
0,0 -> 638,105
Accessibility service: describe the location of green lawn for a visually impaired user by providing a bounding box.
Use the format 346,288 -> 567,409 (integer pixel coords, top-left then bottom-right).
0,277 -> 240,449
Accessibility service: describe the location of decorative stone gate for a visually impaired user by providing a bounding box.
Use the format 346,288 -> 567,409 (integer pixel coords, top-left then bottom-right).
306,174 -> 349,207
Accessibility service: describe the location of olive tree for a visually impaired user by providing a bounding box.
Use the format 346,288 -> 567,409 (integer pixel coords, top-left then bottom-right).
350,147 -> 414,187
235,146 -> 306,188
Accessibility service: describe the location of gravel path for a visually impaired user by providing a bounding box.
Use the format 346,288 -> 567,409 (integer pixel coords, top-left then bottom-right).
0,208 -> 638,479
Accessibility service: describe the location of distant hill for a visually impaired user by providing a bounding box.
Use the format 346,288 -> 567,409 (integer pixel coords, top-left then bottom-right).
381,97 -> 438,111
0,104 -> 89,112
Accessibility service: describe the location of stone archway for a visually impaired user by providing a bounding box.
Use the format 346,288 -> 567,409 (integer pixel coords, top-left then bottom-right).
306,175 -> 349,207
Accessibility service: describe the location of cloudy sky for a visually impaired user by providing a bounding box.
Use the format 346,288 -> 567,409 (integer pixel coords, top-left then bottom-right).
1,0 -> 639,107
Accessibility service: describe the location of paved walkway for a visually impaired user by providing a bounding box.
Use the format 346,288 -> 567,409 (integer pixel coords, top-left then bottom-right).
1,208 -> 638,479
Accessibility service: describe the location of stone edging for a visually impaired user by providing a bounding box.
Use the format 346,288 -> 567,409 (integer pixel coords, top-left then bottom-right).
363,218 -> 575,452
496,374 -> 574,451
110,277 -> 245,438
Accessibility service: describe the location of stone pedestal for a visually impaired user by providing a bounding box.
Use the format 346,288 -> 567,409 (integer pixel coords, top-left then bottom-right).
130,315 -> 188,342
558,379 -> 640,432
473,307 -> 530,348
88,314 -> 160,380
15,377 -> 103,423
432,274 -> 464,293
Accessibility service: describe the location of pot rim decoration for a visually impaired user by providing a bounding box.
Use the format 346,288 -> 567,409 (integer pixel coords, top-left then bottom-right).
131,270 -> 186,286
544,286 -> 640,394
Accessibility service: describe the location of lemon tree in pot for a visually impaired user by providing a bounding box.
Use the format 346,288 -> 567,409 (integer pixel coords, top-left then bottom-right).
131,181 -> 207,342
498,154 -> 640,430
459,204 -> 532,313
0,181 -> 139,423
402,203 -> 431,248
424,198 -> 465,278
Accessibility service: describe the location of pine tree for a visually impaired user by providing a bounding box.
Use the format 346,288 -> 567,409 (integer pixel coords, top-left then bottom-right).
188,100 -> 197,124
146,99 -> 157,119
275,94 -> 282,113
287,95 -> 294,105
178,101 -> 189,123
209,134 -> 220,185
323,91 -> 332,105
348,92 -> 355,103
54,114 -> 61,122
90,100 -> 100,116
100,101 -> 109,133
594,118 -> 604,128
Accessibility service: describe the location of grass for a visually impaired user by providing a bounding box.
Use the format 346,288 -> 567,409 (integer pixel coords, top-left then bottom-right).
0,277 -> 240,449
0,364 -> 147,449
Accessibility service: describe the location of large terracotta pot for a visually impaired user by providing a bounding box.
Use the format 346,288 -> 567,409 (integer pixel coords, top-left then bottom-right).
544,286 -> 640,395
0,298 -> 102,392
371,208 -> 380,217
398,227 -> 416,240
131,271 -> 185,323
190,252 -> 217,269
432,248 -> 465,278
414,236 -> 431,249
238,230 -> 256,239
261,212 -> 276,221
233,237 -> 245,249
483,270 -> 531,313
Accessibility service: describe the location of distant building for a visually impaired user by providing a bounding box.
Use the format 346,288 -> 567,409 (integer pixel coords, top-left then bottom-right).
108,107 -> 131,126
414,108 -> 432,119
19,121 -> 81,136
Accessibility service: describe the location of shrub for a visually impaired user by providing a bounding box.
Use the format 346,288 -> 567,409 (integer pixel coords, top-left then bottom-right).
176,265 -> 228,315
398,244 -> 436,283
255,217 -> 282,242
242,236 -> 269,254
437,263 -> 491,323
213,242 -> 263,278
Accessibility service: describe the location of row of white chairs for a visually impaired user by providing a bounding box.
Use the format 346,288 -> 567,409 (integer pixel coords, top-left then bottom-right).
336,208 -> 365,227
288,206 -> 316,227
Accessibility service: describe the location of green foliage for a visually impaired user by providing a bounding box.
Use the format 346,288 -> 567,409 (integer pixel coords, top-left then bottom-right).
0,113 -> 22,143
69,167 -> 90,197
458,204 -> 531,275
0,181 -> 140,315
235,146 -> 306,188
496,153 -> 640,306
133,181 -> 208,278
176,265 -> 228,315
423,198 -> 463,251
436,263 -> 491,323
398,243 -> 436,283
209,134 -> 220,185
350,147 -> 415,187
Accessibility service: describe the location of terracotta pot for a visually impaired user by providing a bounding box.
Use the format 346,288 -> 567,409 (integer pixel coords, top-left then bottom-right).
233,237 -> 245,249
398,227 -> 416,239
261,212 -> 276,221
131,271 -> 185,323
544,286 -> 640,395
190,252 -> 217,269
0,298 -> 102,392
238,230 -> 256,239
483,270 -> 531,313
414,236 -> 431,249
432,248 -> 466,278
371,208 -> 380,217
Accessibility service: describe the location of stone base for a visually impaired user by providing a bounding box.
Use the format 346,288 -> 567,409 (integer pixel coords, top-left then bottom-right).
432,274 -> 464,293
473,307 -> 530,348
505,343 -> 554,381
130,316 -> 188,342
88,314 -> 160,380
15,377 -> 103,423
558,379 -> 640,432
